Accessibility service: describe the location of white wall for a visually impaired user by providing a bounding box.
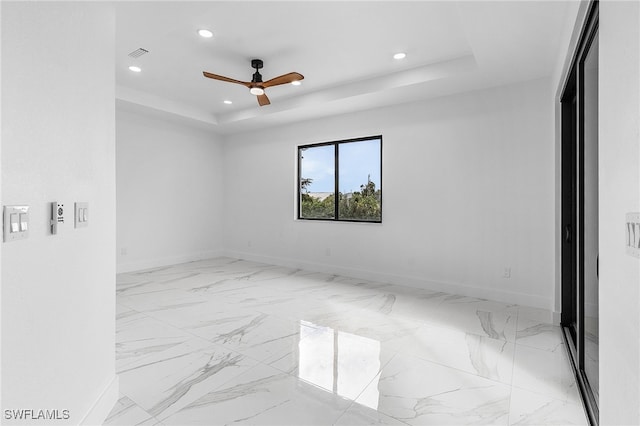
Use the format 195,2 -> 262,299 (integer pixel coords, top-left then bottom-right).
222,77 -> 556,311
598,1 -> 640,424
1,3 -> 118,425
116,107 -> 224,273
0,0 -> 4,411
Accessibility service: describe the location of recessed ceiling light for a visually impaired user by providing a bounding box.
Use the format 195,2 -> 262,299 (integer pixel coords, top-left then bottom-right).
223,100 -> 233,105
393,52 -> 407,60
291,80 -> 302,86
128,65 -> 142,73
198,29 -> 214,38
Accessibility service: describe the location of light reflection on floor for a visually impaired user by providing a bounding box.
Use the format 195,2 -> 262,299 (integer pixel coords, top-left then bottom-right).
298,320 -> 381,408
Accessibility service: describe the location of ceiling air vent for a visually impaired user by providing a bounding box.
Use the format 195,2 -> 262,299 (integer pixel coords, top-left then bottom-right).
128,48 -> 149,58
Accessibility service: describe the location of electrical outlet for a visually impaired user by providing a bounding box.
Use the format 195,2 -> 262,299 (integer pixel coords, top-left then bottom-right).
503,267 -> 511,278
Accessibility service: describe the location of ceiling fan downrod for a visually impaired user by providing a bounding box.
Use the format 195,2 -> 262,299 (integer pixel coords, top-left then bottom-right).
251,59 -> 264,83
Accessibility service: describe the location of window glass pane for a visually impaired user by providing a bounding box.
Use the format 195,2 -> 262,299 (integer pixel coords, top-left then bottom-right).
300,144 -> 335,219
338,139 -> 381,221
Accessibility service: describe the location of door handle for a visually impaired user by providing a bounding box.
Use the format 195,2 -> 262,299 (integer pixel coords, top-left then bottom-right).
565,225 -> 572,243
596,254 -> 599,280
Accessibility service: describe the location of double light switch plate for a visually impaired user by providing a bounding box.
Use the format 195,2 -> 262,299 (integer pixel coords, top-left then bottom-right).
3,205 -> 30,242
626,212 -> 640,258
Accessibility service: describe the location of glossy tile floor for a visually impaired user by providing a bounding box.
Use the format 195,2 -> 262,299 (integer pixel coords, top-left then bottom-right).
107,257 -> 588,425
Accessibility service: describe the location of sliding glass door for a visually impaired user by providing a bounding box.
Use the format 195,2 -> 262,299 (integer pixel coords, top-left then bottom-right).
581,26 -> 599,405
561,2 -> 599,424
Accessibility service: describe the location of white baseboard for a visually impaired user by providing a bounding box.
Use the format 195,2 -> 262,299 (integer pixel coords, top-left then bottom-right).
80,375 -> 119,426
117,250 -> 222,273
221,249 -> 553,311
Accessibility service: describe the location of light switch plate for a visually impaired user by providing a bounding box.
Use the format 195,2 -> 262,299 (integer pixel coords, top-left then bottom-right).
75,202 -> 88,228
4,205 -> 29,242
625,212 -> 640,258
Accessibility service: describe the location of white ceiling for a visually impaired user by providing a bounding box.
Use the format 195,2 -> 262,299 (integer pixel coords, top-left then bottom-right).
115,1 -> 576,134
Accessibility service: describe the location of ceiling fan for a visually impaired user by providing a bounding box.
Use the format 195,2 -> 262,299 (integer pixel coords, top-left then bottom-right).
203,59 -> 304,106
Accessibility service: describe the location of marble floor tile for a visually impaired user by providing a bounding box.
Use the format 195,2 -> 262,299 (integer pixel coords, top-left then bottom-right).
517,305 -> 555,324
113,257 -> 586,426
301,308 -> 422,345
293,322 -> 394,400
516,317 -> 565,352
117,288 -> 210,314
512,343 -> 581,404
334,403 -> 410,426
263,320 -> 395,382
116,278 -> 182,299
116,312 -> 194,370
117,303 -> 134,316
162,363 -> 353,425
183,310 -> 311,364
380,290 -> 448,323
356,353 -> 511,425
385,322 -> 515,384
104,395 -> 158,426
509,387 -> 588,425
429,298 -> 518,342
118,340 -> 259,420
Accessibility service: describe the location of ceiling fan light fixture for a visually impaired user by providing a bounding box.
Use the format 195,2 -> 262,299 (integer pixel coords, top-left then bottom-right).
198,29 -> 214,38
203,59 -> 301,107
393,52 -> 407,60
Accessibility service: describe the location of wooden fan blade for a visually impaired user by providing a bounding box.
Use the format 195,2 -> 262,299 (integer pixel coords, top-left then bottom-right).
257,93 -> 271,106
263,72 -> 304,88
203,71 -> 251,88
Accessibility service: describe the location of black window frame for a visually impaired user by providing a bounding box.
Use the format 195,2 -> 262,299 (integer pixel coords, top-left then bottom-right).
297,135 -> 383,223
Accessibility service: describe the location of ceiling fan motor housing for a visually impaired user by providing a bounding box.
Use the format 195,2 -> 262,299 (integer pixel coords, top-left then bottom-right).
251,59 -> 264,69
252,72 -> 263,83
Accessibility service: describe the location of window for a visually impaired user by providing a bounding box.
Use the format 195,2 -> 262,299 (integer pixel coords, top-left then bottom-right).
298,135 -> 382,222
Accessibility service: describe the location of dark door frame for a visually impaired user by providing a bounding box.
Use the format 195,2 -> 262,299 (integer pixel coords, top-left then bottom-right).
559,1 -> 599,425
